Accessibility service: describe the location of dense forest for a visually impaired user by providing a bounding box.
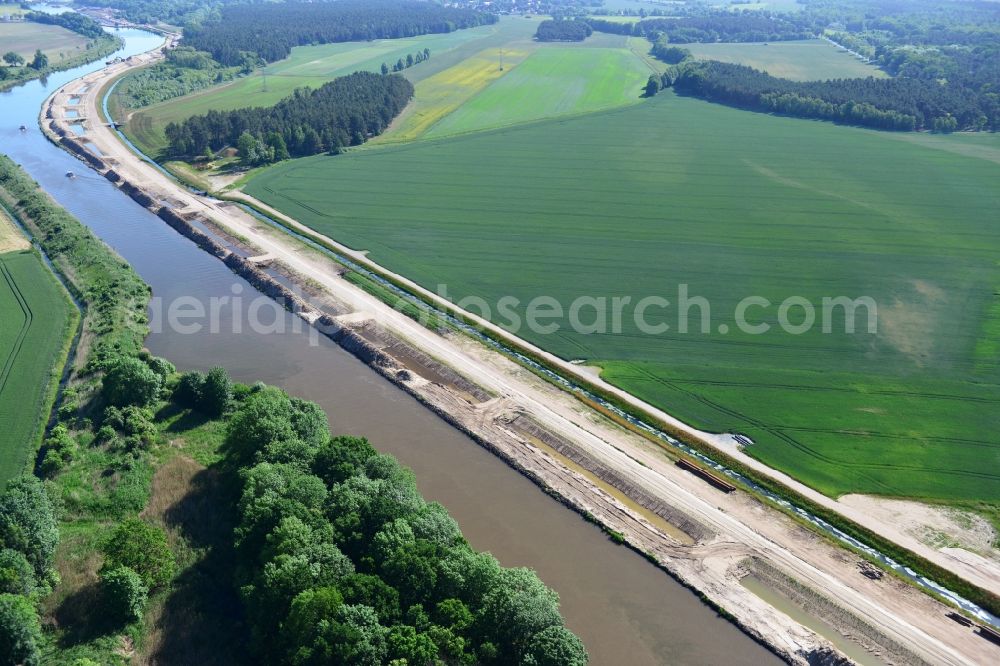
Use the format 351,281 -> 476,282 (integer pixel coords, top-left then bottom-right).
796,0 -> 1000,100
67,0 -> 226,25
535,19 -> 593,42
183,0 -> 497,66
165,71 -> 414,161
222,384 -> 588,665
658,60 -> 998,131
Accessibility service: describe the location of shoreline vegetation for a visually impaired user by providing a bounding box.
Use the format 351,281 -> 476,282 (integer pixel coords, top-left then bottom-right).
0,155 -> 587,664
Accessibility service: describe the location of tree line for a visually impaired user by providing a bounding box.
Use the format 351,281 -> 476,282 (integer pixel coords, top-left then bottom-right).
183,0 -> 497,67
165,71 -> 414,163
535,19 -> 593,42
0,156 -> 150,375
585,12 -> 813,42
654,60 -> 998,131
0,156 -> 159,664
24,10 -> 108,40
2,49 -> 47,71
75,0 -> 223,25
382,47 -> 432,75
0,475 -> 59,665
650,43 -> 692,65
63,348 -> 589,664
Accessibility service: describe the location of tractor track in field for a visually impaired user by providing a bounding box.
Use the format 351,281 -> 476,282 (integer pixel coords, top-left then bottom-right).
0,259 -> 33,401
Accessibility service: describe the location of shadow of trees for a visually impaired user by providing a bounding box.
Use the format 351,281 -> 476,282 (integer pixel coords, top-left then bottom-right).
54,460 -> 249,663
147,464 -> 249,665
55,582 -> 118,647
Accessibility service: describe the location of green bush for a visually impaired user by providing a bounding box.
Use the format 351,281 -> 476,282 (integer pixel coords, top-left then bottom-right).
100,566 -> 148,624
173,371 -> 206,409
523,625 -> 589,666
102,405 -> 157,452
202,367 -> 233,417
102,356 -> 163,407
40,425 -> 79,475
102,519 -> 175,590
0,550 -> 36,597
144,355 -> 176,382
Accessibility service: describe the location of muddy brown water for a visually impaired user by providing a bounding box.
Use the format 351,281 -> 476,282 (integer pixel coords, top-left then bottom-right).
742,576 -> 887,666
1,29 -> 781,666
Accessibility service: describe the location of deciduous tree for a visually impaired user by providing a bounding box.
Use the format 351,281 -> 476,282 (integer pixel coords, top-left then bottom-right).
0,594 -> 40,666
102,519 -> 175,589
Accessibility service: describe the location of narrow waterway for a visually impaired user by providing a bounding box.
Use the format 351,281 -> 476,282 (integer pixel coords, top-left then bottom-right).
0,30 -> 781,665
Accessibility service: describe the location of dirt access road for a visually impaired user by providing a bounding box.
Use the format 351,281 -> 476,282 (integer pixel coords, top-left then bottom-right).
41,40 -> 1000,665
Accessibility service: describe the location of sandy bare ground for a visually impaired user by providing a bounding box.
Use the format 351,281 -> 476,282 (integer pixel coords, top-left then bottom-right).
842,494 -> 999,564
0,206 -> 30,253
39,44 -> 1000,665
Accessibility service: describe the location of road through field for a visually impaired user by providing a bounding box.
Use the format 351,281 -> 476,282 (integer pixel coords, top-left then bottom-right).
46,42 -> 1000,665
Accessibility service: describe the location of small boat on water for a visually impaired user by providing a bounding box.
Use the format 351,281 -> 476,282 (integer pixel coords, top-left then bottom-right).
18,125 -> 27,132
65,171 -> 75,179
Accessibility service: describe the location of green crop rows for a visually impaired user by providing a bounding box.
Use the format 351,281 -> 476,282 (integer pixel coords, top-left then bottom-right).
247,93 -> 1000,504
0,250 -> 75,481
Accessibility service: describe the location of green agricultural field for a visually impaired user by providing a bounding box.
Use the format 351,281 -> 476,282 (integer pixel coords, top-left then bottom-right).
0,249 -> 76,482
682,39 -> 887,81
717,0 -> 805,12
425,46 -> 652,138
587,15 -> 641,23
886,131 -> 1000,166
246,93 -> 1000,505
601,0 -> 674,10
0,21 -> 90,63
373,46 -> 536,145
124,18 -> 540,156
